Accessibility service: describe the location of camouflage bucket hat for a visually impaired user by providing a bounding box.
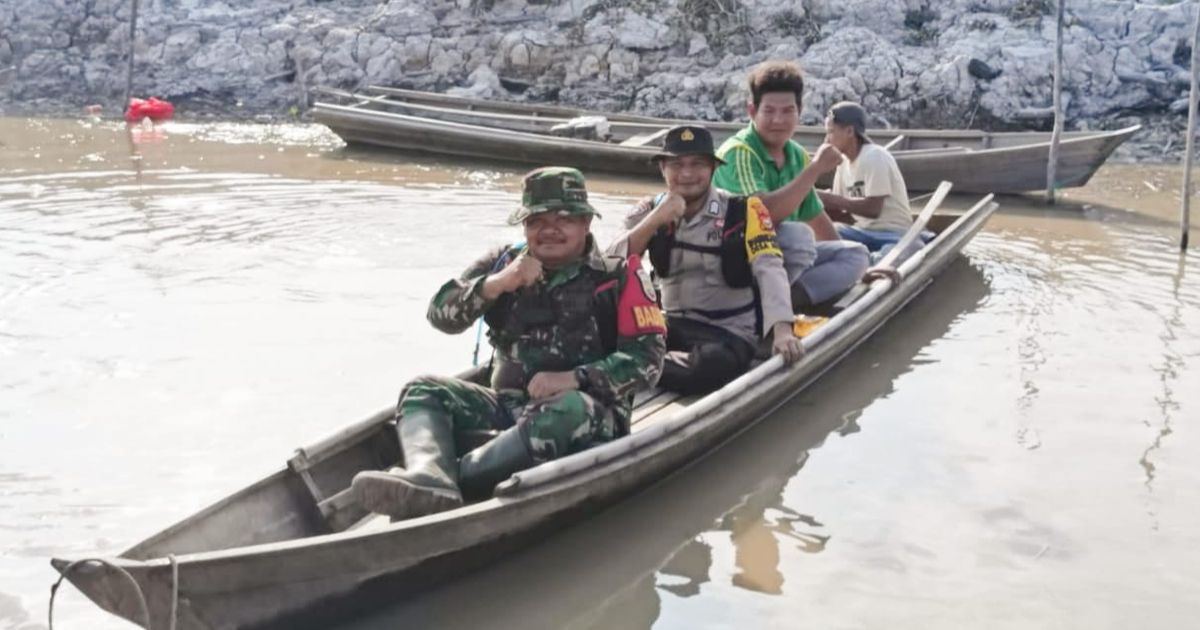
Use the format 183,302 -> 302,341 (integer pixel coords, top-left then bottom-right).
507,166 -> 602,225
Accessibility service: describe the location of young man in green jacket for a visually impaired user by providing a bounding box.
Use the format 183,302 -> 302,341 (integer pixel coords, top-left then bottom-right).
714,60 -> 869,308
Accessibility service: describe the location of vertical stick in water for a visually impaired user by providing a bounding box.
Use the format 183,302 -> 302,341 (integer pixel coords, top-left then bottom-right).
123,0 -> 140,116
1182,3 -> 1200,251
1045,0 -> 1065,204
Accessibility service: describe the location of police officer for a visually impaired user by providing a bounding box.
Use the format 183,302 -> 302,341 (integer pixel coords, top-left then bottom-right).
352,167 -> 666,521
613,126 -> 816,395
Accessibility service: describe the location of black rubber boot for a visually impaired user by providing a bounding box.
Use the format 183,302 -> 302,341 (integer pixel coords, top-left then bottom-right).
351,409 -> 464,520
458,425 -> 536,502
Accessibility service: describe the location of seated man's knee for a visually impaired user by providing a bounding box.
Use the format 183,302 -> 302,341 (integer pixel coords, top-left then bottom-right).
843,242 -> 870,277
536,390 -> 591,415
520,391 -> 606,460
777,222 -> 817,272
399,374 -> 452,404
796,241 -> 873,304
778,220 -> 816,241
397,374 -> 483,420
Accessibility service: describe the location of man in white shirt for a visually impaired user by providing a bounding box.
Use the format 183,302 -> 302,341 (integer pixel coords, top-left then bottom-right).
816,102 -> 915,259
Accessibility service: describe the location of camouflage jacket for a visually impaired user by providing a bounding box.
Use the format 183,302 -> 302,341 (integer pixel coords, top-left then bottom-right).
427,237 -> 666,433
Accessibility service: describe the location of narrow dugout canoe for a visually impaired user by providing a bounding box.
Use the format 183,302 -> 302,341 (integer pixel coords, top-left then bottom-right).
330,85 -> 1128,152
328,257 -> 992,630
52,195 -> 998,630
311,89 -> 1137,194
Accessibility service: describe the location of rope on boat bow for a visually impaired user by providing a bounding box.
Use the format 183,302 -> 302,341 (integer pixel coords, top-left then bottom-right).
49,554 -> 178,630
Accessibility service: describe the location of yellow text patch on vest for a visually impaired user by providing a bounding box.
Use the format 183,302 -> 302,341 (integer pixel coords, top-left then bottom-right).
744,196 -> 782,263
633,305 -> 666,330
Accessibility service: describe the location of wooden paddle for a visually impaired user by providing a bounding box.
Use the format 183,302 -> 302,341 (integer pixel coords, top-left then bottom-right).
831,181 -> 952,309
870,179 -> 952,273
883,134 -> 906,151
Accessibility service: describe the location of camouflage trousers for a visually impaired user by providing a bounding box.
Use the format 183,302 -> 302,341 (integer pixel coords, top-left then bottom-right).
398,375 -> 618,461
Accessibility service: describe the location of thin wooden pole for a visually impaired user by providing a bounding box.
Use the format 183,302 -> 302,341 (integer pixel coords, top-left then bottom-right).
1045,0 -> 1065,204
1182,3 -> 1199,251
122,0 -> 139,116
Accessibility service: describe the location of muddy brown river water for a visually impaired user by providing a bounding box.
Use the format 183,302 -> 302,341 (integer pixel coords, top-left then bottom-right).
1,117 -> 1197,629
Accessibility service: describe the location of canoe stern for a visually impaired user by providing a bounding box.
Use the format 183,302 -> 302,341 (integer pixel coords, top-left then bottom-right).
50,557 -> 199,630
1063,124 -> 1141,188
51,557 -> 149,628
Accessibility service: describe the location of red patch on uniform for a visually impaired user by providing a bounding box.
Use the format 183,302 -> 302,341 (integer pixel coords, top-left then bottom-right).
617,254 -> 666,337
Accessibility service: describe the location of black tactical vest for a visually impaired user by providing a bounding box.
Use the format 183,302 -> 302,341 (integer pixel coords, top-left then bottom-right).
483,246 -> 620,356
646,195 -> 753,289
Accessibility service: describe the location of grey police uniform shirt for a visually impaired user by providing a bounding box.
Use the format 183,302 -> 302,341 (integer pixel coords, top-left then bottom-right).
614,186 -> 793,346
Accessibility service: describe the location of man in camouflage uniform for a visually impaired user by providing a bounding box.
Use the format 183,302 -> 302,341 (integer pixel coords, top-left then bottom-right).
352,167 -> 666,521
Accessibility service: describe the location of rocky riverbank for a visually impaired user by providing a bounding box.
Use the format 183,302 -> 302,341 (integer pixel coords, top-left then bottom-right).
0,0 -> 1193,162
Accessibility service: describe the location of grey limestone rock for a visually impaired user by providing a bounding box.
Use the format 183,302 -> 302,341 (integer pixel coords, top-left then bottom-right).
0,0 -> 1190,160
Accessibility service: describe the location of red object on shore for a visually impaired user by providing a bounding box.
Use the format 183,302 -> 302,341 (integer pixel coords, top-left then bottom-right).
125,97 -> 174,123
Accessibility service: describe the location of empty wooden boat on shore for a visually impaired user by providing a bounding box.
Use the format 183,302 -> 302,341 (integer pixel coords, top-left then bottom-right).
311,86 -> 1138,194
53,193 -> 998,630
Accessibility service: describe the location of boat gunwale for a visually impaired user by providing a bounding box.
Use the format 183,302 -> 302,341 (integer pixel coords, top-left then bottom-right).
313,102 -> 662,157
342,85 -> 1138,144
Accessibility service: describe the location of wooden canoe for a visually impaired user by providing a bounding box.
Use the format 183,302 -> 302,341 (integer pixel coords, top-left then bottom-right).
311,86 -> 1138,194
52,194 -> 998,630
315,258 -> 993,630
